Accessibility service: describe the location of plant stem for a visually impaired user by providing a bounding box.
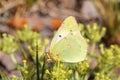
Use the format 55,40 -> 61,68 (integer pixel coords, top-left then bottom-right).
17,42 -> 27,58
14,30 -> 27,58
36,44 -> 40,80
10,54 -> 17,64
90,43 -> 96,57
41,56 -> 45,80
57,60 -> 60,80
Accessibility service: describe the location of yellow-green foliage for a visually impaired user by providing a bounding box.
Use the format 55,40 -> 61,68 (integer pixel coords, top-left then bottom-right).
0,23 -> 120,80
17,25 -> 40,44
85,23 -> 106,43
98,44 -> 120,73
76,60 -> 89,75
45,62 -> 72,80
94,72 -> 111,80
0,33 -> 18,54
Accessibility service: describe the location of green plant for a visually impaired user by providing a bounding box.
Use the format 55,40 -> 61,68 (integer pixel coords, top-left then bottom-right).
0,33 -> 18,55
45,62 -> 72,80
17,25 -> 40,44
0,33 -> 18,64
94,72 -> 111,80
96,44 -> 120,77
0,21 -> 120,80
93,0 -> 120,44
79,23 -> 106,57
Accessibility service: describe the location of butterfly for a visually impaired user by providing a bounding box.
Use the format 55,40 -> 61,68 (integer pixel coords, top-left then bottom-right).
49,16 -> 87,63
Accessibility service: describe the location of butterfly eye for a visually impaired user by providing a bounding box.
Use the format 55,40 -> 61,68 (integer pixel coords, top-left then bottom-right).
59,35 -> 62,37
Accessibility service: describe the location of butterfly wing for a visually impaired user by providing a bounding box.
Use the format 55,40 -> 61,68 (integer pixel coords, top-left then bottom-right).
50,35 -> 87,63
50,16 -> 80,46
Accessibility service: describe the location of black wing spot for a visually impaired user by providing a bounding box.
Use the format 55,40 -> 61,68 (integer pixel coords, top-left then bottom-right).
59,35 -> 61,37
